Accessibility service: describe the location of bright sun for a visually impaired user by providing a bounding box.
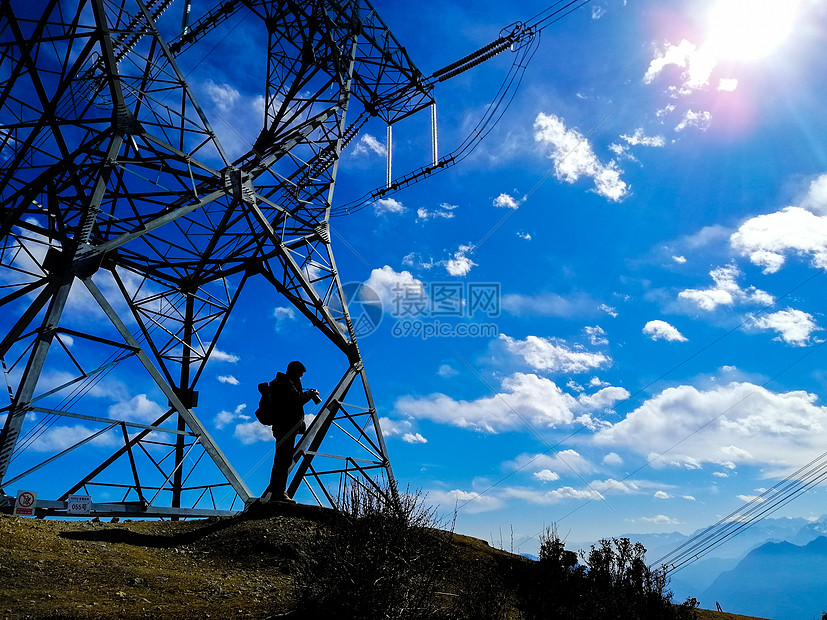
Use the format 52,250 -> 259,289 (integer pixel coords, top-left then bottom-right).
705,0 -> 800,61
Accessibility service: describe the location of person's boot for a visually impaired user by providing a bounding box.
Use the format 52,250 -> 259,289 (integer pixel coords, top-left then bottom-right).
280,492 -> 297,504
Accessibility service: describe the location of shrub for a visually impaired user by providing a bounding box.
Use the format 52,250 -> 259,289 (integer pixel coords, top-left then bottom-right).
292,482 -> 453,619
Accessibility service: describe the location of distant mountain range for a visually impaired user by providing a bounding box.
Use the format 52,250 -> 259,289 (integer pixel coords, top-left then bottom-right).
701,536 -> 827,620
575,515 -> 827,619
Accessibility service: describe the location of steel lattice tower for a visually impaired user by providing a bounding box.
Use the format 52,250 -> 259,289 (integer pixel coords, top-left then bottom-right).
0,0 -> 448,517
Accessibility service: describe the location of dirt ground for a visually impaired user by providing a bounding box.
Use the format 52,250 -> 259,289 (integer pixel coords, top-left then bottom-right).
0,503 -> 769,620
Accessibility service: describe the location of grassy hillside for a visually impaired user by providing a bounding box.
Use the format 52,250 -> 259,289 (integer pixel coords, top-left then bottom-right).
0,502 -> 771,619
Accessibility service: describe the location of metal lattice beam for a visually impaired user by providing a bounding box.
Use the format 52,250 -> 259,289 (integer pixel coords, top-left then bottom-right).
0,0 -> 433,517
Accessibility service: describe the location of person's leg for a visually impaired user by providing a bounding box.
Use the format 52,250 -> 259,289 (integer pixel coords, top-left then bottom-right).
265,435 -> 294,500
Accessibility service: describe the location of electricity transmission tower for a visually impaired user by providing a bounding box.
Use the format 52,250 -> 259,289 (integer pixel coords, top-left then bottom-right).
0,0 -> 538,518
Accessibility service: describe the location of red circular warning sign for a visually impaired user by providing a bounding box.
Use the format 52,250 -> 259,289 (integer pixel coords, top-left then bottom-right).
17,491 -> 35,508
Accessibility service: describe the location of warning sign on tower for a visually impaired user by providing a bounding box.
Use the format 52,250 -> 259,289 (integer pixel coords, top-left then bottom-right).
13,490 -> 37,517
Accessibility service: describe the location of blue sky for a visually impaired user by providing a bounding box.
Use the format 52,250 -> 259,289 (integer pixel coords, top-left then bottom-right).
6,0 -> 827,558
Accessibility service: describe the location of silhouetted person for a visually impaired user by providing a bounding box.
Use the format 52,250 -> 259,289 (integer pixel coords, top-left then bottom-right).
262,360 -> 319,503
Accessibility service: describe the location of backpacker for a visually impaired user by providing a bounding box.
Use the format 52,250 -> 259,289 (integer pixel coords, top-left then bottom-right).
255,381 -> 275,425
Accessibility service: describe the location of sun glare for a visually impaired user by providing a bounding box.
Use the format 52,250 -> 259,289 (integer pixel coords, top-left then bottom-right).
705,0 -> 800,61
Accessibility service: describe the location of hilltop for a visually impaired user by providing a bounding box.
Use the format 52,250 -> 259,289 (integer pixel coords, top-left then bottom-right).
0,503 -> 771,619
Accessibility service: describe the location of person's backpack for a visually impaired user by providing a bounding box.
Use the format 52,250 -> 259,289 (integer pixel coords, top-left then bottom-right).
254,381 -> 275,425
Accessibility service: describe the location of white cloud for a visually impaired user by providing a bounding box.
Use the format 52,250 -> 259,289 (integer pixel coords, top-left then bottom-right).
600,303 -> 618,318
364,265 -> 426,313
517,231 -> 532,241
673,255 -> 687,264
584,325 -> 609,346
444,244 -> 477,276
502,485 -> 603,504
503,291 -> 600,318
675,109 -> 711,132
204,80 -> 240,113
26,424 -> 118,452
731,206 -> 827,273
641,515 -> 681,525
416,203 -> 456,221
644,39 -> 716,91
373,197 -> 405,215
234,420 -> 274,444
402,432 -> 428,444
507,449 -> 597,476
396,373 -> 626,434
427,489 -> 503,513
214,403 -> 249,429
493,193 -> 520,209
620,128 -> 665,147
378,417 -> 413,437
594,382 -> 827,475
737,494 -> 767,503
202,344 -> 240,364
437,364 -> 459,378
108,394 -> 165,423
496,334 -> 610,374
800,173 -> 827,215
678,264 -> 773,311
654,490 -> 670,499
718,78 -> 739,91
603,452 -> 623,466
352,133 -> 386,157
273,306 -> 296,321
752,309 -> 820,346
643,320 -> 687,342
533,469 -> 561,482
534,112 -> 628,202
217,375 -> 239,385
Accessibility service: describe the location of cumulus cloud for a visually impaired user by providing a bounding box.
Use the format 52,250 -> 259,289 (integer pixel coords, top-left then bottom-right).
675,109 -> 711,132
594,382 -> 827,475
496,334 -> 610,374
214,403 -> 249,429
108,394 -> 166,423
603,452 -> 623,466
752,309 -> 820,346
678,264 -> 773,311
507,449 -> 597,477
416,203 -> 456,221
200,80 -> 264,159
620,128 -> 665,147
654,490 -> 670,499
643,320 -> 687,342
444,244 -> 477,276
644,39 -> 716,91
438,364 -> 459,378
402,432 -> 428,444
395,373 -> 627,434
217,375 -> 239,385
731,206 -> 827,273
534,113 -> 628,202
373,197 -> 405,215
502,486 -> 603,504
234,420 -> 274,444
493,193 -> 520,209
642,515 -> 682,525
378,417 -> 413,437
427,489 -> 504,513
25,424 -> 118,452
800,173 -> 827,214
364,265 -> 426,312
352,133 -> 386,157
533,469 -> 561,482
